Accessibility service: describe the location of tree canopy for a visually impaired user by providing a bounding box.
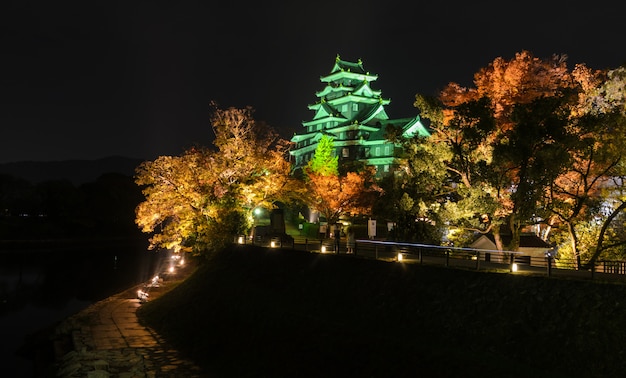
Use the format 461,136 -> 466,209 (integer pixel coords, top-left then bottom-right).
135,104 -> 298,257
306,135 -> 338,176
302,135 -> 380,228
132,51 -> 626,269
408,51 -> 626,267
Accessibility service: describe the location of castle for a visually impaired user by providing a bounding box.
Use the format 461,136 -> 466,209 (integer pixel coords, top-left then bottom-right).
290,55 -> 430,175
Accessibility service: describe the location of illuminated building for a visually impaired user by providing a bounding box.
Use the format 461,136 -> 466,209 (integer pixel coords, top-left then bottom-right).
290,55 -> 430,175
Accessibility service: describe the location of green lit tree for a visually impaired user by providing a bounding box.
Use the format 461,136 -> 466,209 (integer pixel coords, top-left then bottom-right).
307,135 -> 338,176
374,131 -> 451,243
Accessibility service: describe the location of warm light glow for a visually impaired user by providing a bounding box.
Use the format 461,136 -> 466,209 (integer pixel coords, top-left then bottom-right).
169,266 -> 175,273
271,241 -> 276,248
512,263 -> 518,272
151,275 -> 160,286
321,246 -> 327,253
137,290 -> 149,301
180,258 -> 185,266
397,253 -> 403,262
238,236 -> 245,244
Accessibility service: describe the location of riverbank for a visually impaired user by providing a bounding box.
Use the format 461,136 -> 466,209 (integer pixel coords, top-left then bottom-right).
2,239 -> 169,377
44,256 -> 203,377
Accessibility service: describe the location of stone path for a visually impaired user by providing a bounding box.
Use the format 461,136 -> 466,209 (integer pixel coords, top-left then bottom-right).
54,277 -> 207,377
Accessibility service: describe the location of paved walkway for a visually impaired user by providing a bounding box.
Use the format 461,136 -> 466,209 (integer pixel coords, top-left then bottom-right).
54,272 -> 207,377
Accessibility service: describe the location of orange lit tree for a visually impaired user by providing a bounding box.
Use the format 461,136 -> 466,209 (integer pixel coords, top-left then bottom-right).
302,135 -> 380,233
135,104 -> 298,257
545,65 -> 626,268
414,51 -> 600,252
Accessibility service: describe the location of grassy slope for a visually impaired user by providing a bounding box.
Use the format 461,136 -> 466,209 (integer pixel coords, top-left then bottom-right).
137,246 -> 626,378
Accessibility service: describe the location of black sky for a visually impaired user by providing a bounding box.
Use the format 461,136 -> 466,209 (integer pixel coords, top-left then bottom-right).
2,1 -> 625,163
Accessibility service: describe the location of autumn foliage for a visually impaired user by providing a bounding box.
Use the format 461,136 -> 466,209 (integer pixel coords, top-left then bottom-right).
135,104 -> 299,256
134,51 -> 626,267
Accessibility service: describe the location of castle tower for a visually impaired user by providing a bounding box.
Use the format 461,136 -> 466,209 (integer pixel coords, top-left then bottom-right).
290,55 -> 430,175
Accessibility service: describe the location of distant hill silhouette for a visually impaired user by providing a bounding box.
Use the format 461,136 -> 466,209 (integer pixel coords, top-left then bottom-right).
0,156 -> 146,185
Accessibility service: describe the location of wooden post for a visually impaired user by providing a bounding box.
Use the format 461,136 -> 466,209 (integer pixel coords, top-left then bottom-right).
547,255 -> 552,277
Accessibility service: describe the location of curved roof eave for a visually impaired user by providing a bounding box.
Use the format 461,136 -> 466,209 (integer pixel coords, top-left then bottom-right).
316,85 -> 353,97
321,71 -> 378,83
290,131 -> 318,142
352,81 -> 382,97
361,103 -> 387,124
289,144 -> 317,156
401,116 -> 431,138
302,115 -> 347,127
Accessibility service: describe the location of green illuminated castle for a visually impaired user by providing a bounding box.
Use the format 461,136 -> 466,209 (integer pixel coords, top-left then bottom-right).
290,55 -> 430,175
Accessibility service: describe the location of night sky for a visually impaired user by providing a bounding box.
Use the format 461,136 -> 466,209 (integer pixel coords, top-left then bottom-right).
2,1 -> 625,163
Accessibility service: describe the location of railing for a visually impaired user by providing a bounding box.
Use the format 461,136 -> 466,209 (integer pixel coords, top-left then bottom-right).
264,236 -> 626,282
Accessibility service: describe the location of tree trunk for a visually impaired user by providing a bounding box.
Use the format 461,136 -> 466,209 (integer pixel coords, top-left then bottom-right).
585,201 -> 626,269
493,224 -> 503,251
566,221 -> 581,270
508,214 -> 521,252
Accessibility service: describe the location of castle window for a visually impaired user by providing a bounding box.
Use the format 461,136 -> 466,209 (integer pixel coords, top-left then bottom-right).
342,148 -> 349,157
375,147 -> 380,156
352,103 -> 359,111
384,145 -> 390,155
383,164 -> 390,172
341,104 -> 348,112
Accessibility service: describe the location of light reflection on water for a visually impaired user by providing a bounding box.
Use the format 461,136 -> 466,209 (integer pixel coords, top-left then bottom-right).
0,242 -> 164,377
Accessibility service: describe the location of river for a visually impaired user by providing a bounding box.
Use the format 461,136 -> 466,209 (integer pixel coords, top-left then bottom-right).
0,239 -> 166,377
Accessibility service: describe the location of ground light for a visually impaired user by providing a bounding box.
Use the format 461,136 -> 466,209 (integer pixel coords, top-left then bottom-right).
512,263 -> 518,272
397,252 -> 404,262
321,246 -> 327,253
137,290 -> 149,302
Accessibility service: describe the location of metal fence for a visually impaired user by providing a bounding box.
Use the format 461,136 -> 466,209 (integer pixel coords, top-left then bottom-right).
248,235 -> 626,282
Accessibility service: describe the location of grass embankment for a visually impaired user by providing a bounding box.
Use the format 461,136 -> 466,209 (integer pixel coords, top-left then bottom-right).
137,246 -> 626,377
